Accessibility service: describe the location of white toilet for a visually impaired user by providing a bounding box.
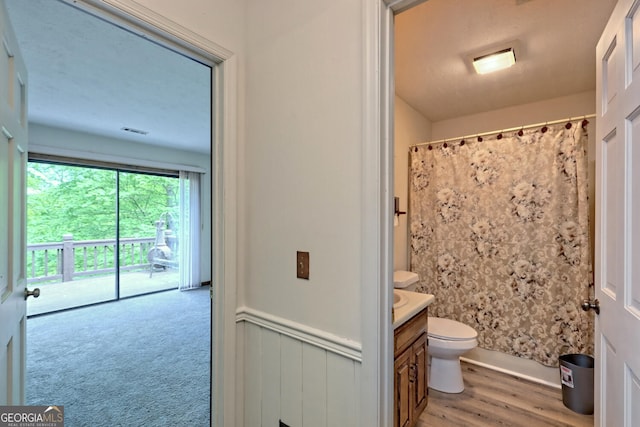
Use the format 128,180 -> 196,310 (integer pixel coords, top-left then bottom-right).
427,316 -> 477,393
393,270 -> 478,394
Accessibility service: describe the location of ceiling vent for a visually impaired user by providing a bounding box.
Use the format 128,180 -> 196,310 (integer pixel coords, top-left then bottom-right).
121,127 -> 148,135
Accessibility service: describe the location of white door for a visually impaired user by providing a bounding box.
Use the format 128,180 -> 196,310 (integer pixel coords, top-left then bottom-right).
595,0 -> 640,425
0,0 -> 28,406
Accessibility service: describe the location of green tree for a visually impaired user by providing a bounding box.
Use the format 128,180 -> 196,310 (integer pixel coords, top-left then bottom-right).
27,163 -> 179,243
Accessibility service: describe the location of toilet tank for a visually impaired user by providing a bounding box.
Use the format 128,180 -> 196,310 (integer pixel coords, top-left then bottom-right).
393,270 -> 419,291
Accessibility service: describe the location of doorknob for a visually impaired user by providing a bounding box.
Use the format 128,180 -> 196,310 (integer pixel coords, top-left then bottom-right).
581,298 -> 600,315
24,288 -> 40,300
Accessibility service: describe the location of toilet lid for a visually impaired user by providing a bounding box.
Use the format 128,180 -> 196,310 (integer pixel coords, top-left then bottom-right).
428,317 -> 477,341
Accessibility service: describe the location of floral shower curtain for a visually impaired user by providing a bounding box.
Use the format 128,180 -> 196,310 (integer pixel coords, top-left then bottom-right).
409,120 -> 593,367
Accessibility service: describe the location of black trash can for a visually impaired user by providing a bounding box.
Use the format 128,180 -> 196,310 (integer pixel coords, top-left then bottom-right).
559,354 -> 594,415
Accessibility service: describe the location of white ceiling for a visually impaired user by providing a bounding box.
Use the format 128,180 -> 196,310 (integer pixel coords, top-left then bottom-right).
5,0 -> 211,154
395,0 -> 618,122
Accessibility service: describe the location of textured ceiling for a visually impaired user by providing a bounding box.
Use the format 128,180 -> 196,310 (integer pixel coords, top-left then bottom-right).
5,0 -> 211,154
395,0 -> 618,122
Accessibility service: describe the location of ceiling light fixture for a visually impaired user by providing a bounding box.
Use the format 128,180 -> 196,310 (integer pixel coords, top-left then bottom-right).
472,48 -> 516,75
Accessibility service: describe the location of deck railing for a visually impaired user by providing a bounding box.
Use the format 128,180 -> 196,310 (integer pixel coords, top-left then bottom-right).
27,234 -> 158,284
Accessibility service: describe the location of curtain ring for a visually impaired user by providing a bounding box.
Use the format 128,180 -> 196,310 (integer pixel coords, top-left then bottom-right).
517,128 -> 524,137
497,133 -> 503,140
477,136 -> 483,142
541,125 -> 548,133
460,139 -> 465,146
565,122 -> 572,129
582,118 -> 589,128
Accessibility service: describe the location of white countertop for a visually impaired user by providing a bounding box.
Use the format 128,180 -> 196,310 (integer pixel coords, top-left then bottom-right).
392,289 -> 435,329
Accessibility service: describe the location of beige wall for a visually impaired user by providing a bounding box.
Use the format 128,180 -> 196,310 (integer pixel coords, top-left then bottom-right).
130,0 -> 245,54
243,0 -> 363,341
241,1 -> 370,424
394,95 -> 431,272
431,90 -> 595,140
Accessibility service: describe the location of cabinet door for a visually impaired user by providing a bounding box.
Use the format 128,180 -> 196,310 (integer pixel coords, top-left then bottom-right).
412,333 -> 428,417
394,347 -> 412,427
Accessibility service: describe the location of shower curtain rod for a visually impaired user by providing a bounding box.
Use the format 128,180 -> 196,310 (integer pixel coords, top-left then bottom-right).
409,114 -> 596,149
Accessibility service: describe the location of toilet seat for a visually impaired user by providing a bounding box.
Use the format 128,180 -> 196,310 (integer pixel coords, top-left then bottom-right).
428,317 -> 477,341
428,335 -> 477,351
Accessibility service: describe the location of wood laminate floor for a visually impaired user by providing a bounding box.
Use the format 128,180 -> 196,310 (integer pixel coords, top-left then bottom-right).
418,362 -> 594,427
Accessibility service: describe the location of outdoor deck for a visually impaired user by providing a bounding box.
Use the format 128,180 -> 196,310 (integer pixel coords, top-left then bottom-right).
27,269 -> 180,316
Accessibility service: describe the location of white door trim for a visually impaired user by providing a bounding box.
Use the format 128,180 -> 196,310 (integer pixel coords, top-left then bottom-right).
58,2 -> 237,426
213,53 -> 239,427
360,1 -> 390,425
361,0 -> 425,425
66,0 -> 232,64
365,0 -> 428,425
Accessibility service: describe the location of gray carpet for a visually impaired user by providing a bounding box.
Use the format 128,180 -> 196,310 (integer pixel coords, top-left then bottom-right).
26,287 -> 211,426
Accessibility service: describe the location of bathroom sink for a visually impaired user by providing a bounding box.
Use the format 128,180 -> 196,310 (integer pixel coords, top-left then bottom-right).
393,290 -> 408,309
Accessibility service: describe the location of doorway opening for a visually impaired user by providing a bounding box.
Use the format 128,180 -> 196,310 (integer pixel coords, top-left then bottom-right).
2,0 -> 236,421
1,0 -> 225,422
24,159 -> 210,425
385,0 -> 615,424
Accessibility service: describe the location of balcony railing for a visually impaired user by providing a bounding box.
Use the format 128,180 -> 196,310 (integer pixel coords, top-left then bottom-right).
27,233 -> 161,284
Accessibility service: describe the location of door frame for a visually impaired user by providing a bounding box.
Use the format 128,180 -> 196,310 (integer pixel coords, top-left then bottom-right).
54,1 -> 238,426
362,1 -> 428,425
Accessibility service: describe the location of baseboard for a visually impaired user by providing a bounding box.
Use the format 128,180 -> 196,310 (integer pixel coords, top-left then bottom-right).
460,356 -> 561,389
201,280 -> 211,286
236,306 -> 362,362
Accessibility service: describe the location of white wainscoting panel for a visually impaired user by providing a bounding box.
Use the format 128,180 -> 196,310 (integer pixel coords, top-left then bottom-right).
261,328 -> 281,425
245,322 -> 262,427
327,351 -> 359,426
302,343 -> 328,426
238,308 -> 361,426
280,335 -> 302,424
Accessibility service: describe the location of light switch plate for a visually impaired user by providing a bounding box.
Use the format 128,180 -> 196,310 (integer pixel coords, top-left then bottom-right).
297,251 -> 309,279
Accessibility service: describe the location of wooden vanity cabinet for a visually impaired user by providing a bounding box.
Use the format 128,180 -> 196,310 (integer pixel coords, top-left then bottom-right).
394,307 -> 428,427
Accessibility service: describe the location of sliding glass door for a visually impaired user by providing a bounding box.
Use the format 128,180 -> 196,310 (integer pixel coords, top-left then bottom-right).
26,161 -> 182,315
27,163 -> 117,314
